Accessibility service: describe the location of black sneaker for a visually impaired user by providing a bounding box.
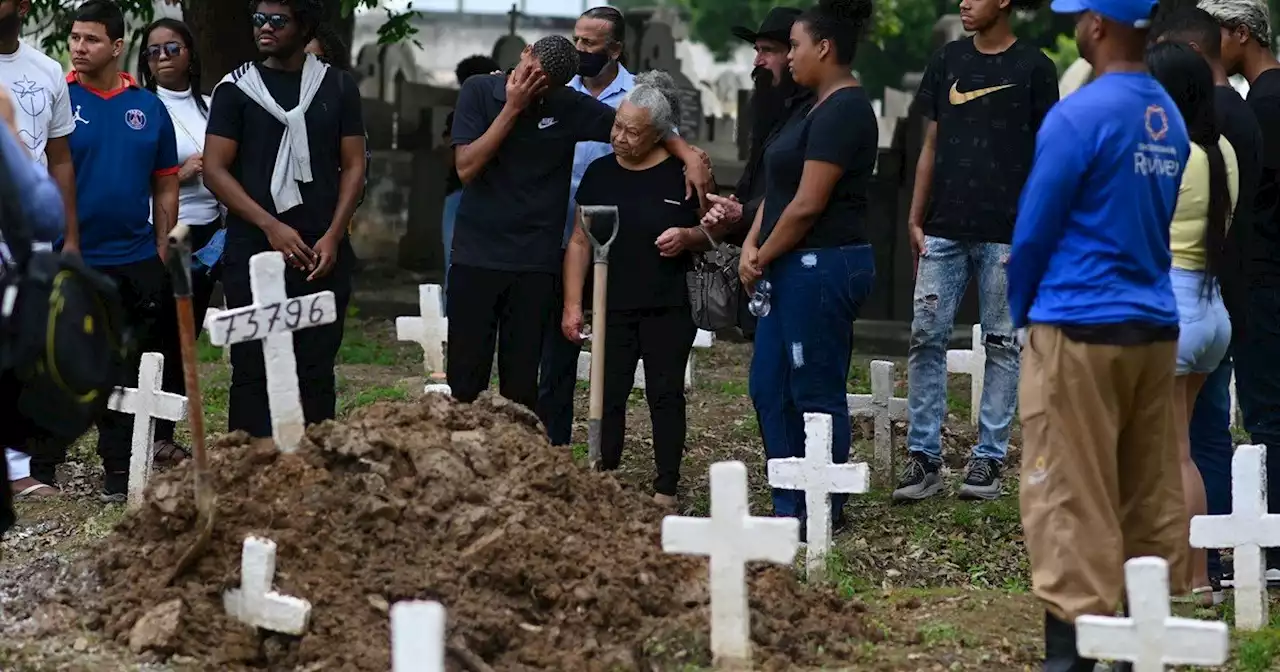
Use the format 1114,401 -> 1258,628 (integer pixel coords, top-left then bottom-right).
958,458 -> 1003,501
891,454 -> 943,502
100,471 -> 127,504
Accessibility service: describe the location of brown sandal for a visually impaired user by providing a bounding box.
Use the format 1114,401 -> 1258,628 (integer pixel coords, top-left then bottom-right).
153,440 -> 191,466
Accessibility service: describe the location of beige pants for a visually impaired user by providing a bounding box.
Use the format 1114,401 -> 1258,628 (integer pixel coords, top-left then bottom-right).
1019,325 -> 1186,622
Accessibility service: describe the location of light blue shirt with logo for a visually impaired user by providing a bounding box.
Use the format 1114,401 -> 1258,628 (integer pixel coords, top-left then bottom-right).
563,64 -> 634,245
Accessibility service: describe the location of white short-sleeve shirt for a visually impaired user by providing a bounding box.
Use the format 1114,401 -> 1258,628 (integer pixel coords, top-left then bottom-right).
0,41 -> 74,167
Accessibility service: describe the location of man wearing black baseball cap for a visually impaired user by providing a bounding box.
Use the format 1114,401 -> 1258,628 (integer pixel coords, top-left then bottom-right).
702,7 -> 811,339
1008,0 -> 1190,666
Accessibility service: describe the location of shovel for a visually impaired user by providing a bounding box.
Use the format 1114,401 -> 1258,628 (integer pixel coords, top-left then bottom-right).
160,224 -> 216,587
580,206 -> 619,470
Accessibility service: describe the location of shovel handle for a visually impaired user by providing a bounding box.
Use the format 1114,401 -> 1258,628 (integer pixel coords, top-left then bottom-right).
580,206 -> 619,263
166,224 -> 194,298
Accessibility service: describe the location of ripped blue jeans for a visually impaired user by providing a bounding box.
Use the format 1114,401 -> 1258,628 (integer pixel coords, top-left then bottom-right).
906,236 -> 1019,464
749,244 -> 875,519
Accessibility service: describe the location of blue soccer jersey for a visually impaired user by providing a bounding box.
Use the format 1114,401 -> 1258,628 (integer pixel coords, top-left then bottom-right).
66,72 -> 178,267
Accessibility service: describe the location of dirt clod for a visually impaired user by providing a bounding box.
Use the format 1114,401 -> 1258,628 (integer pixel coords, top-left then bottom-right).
128,598 -> 184,654
81,393 -> 869,670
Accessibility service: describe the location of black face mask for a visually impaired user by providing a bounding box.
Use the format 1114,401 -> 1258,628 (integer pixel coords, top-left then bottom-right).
578,50 -> 610,78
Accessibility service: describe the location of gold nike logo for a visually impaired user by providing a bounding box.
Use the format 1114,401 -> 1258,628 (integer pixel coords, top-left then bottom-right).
948,82 -> 1017,105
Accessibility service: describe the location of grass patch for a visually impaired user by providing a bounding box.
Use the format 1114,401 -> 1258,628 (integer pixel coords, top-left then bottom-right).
1236,627 -> 1280,672
345,385 -> 408,411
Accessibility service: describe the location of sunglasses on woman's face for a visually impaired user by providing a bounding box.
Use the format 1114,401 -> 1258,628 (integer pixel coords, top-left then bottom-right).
145,41 -> 183,61
252,12 -> 291,30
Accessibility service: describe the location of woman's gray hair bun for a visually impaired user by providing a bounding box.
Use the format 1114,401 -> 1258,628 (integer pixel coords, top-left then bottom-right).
624,70 -> 683,137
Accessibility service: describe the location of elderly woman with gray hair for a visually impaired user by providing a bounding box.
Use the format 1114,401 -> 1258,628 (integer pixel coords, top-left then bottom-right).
561,71 -> 710,509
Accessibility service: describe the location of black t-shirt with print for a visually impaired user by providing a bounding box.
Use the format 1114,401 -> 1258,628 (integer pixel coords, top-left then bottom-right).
1246,68 -> 1280,284
206,64 -> 364,257
449,74 -> 617,274
913,38 -> 1059,243
575,154 -> 699,311
759,86 -> 878,249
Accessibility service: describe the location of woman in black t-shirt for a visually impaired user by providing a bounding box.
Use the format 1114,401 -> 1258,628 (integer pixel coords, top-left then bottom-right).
741,0 -> 879,534
563,71 -> 709,509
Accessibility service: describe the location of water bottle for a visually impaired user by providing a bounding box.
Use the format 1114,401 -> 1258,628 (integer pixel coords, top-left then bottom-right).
748,279 -> 773,318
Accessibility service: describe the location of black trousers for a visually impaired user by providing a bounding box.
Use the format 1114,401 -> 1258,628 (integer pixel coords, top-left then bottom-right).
223,238 -> 353,438
446,264 -> 555,410
30,254 -> 179,481
155,221 -> 223,444
600,306 -> 696,496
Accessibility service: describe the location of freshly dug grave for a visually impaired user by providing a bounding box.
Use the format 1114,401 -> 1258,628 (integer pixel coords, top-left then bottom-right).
84,394 -> 872,671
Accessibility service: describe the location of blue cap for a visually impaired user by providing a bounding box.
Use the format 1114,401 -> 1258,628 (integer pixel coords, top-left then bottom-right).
1050,0 -> 1156,28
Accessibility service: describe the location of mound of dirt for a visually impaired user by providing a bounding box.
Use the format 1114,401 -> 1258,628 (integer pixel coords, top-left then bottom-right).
83,394 -> 873,671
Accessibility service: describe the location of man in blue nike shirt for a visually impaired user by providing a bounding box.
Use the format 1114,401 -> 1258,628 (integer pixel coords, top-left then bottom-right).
1007,0 -> 1191,665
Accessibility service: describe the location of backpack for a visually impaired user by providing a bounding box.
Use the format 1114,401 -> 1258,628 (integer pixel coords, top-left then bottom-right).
0,148 -> 132,443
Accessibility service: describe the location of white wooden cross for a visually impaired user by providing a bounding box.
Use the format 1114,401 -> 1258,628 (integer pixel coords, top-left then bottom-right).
1190,444 -> 1280,630
396,284 -> 448,375
108,352 -> 187,511
206,252 -> 338,453
1076,557 -> 1228,670
661,461 -> 799,666
577,329 -> 714,390
846,360 -> 906,487
766,413 -> 868,582
223,536 -> 312,635
946,324 -> 984,426
391,601 -> 446,672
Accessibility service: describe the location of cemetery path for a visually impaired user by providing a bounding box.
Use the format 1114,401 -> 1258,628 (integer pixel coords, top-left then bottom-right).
0,318 -> 1276,670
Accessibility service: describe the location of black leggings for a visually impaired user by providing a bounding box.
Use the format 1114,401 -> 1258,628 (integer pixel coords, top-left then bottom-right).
599,306 -> 697,496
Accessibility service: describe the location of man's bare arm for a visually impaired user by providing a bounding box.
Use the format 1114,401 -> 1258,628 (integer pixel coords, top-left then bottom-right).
45,136 -> 78,252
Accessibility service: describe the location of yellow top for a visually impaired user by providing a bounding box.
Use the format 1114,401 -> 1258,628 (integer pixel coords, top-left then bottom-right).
1171,136 -> 1240,271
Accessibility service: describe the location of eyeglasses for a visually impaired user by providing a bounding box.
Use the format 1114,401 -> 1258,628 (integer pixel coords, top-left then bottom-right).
252,12 -> 291,30
145,41 -> 184,61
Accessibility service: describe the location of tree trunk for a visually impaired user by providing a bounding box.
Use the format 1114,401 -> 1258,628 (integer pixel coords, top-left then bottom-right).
181,0 -> 355,91
182,0 -> 255,91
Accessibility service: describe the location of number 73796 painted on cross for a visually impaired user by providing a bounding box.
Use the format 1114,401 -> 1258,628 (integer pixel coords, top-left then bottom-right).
208,293 -> 339,347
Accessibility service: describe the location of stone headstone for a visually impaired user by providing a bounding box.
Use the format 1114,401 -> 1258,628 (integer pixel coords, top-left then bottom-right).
107,352 -> 187,511
1189,444 -> 1280,630
662,461 -> 799,666
206,252 -> 338,453
632,19 -> 702,140
1075,557 -> 1228,669
391,601 -> 446,671
223,536 -> 312,635
766,413 -> 869,581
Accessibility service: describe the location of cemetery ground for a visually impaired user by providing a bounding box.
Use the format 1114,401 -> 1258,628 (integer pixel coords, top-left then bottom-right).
3,313 -> 1280,670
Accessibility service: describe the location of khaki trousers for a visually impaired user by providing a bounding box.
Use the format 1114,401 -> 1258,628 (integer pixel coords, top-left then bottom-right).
1019,325 -> 1186,622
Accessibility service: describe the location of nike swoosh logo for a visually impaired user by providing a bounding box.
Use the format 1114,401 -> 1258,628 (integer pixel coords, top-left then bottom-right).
948,82 -> 1017,105
538,118 -> 558,130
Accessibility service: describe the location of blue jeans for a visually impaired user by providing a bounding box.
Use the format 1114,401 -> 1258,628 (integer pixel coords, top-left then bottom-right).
1189,354 -> 1233,577
749,244 -> 875,520
442,190 -> 462,306
1236,286 -> 1280,565
536,266 -> 583,446
906,236 -> 1019,464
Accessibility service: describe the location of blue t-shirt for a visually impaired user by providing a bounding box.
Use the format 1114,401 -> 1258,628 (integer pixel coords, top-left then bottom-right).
66,72 -> 178,267
1008,72 -> 1190,329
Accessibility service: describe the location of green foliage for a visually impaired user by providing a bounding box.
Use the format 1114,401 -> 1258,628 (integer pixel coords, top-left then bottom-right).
1041,33 -> 1079,77
27,0 -> 155,54
340,0 -> 421,46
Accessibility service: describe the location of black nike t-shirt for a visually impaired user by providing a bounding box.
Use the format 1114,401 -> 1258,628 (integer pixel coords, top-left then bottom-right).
575,154 -> 699,311
449,74 -> 617,274
206,64 -> 364,257
1246,68 -> 1280,284
913,38 -> 1059,243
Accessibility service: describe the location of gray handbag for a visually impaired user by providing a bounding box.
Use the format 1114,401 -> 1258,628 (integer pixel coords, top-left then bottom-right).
686,227 -> 741,331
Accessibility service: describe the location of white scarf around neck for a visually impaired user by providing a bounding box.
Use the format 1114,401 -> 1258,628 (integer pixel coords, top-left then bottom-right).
216,53 -> 329,214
